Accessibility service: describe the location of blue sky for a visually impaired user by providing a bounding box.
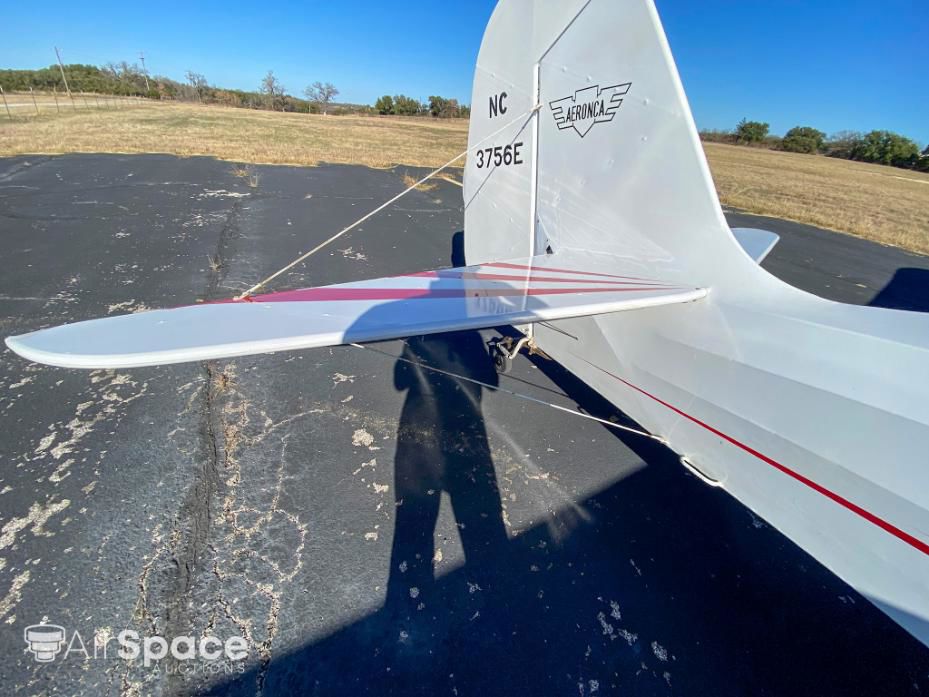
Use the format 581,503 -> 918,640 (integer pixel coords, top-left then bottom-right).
1,1 -> 926,144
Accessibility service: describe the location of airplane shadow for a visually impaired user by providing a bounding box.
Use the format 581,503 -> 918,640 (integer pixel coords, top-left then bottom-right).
869,267 -> 929,313
210,240 -> 929,696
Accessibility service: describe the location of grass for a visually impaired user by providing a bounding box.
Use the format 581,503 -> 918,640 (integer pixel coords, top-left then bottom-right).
0,91 -> 142,116
401,172 -> 438,192
705,143 -> 929,255
1,99 -> 927,254
0,99 -> 468,169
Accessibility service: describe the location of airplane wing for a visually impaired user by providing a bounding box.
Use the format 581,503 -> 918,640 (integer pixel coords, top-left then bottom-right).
5,250 -> 705,369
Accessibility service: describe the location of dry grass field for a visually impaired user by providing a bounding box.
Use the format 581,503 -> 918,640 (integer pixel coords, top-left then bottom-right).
2,97 -> 927,254
0,97 -> 467,168
705,143 -> 929,255
0,90 -> 142,114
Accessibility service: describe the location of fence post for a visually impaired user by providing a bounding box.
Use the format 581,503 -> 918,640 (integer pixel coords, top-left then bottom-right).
80,91 -> 90,109
30,87 -> 39,115
0,86 -> 12,122
53,86 -> 60,113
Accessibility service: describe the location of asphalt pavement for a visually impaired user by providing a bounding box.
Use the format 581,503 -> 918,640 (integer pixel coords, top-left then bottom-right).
1,154 -> 927,696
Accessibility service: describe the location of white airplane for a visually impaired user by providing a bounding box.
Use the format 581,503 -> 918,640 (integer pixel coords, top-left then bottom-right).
6,0 -> 929,649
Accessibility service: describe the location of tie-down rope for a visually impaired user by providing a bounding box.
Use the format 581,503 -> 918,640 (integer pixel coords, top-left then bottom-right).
236,104 -> 541,300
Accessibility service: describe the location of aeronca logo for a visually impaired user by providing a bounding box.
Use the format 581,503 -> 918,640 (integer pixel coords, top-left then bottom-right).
549,83 -> 632,138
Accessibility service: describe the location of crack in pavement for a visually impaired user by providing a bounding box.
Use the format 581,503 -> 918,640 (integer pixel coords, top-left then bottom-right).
118,193 -> 244,697
117,187 -> 310,695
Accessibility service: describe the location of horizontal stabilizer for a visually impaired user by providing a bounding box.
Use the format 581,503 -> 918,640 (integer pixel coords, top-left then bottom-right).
5,250 -> 706,369
733,228 -> 779,263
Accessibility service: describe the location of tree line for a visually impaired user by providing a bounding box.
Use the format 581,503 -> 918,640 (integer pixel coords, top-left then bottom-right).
702,119 -> 929,172
0,63 -> 158,97
0,63 -> 470,118
0,63 -> 366,114
374,94 -> 470,118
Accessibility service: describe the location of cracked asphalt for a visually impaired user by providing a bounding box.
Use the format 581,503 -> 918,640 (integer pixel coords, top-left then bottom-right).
0,154 -> 927,696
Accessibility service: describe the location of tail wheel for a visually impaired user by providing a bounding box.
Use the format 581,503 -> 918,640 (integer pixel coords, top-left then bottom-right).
493,346 -> 513,374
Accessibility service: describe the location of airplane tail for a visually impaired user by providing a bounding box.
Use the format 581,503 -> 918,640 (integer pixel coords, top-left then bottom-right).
466,0 -> 929,651
463,0 -> 763,287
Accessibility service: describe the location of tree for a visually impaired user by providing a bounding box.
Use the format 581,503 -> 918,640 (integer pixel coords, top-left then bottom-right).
824,130 -> 862,160
735,118 -> 769,144
781,126 -> 826,154
428,95 -> 449,117
427,95 -> 462,118
443,98 -> 461,118
102,62 -> 121,81
260,70 -> 286,111
393,94 -> 422,116
97,61 -> 148,95
375,95 -> 394,115
185,71 -> 208,102
304,81 -> 339,114
851,130 -> 920,167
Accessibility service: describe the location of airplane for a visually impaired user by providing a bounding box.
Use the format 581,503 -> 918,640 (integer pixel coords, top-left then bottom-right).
5,0 -> 929,650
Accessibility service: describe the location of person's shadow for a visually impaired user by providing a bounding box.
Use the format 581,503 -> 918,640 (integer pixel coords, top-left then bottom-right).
385,331 -> 507,601
381,232 -> 508,633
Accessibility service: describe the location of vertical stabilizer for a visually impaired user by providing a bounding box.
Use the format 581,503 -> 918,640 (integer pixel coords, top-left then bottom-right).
464,0 -> 742,288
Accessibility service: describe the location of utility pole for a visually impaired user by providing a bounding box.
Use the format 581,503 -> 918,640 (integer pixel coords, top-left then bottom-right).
138,51 -> 150,92
54,46 -> 76,109
0,86 -> 12,122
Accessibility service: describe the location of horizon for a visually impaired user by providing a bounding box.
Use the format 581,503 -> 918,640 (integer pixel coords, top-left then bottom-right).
0,0 -> 926,145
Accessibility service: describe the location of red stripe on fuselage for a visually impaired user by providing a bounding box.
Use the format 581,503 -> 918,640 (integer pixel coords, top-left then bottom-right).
588,362 -> 929,557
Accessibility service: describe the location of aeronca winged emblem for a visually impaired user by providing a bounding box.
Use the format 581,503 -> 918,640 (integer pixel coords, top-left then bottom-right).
549,83 -> 632,138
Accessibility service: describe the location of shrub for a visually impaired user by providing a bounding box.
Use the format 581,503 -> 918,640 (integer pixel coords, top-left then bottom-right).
851,130 -> 920,167
782,126 -> 826,154
699,129 -> 737,144
735,118 -> 769,144
763,135 -> 783,150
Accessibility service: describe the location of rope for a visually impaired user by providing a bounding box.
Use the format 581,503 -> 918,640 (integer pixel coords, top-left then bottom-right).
235,105 -> 665,441
237,105 -> 541,300
350,342 -> 668,445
